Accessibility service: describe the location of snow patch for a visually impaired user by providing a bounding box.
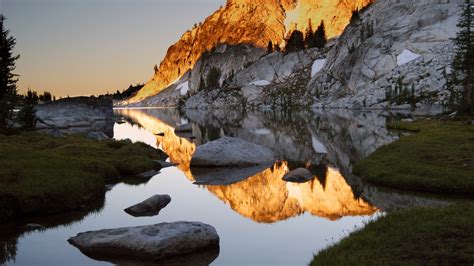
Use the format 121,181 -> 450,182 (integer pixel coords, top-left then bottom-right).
249,80 -> 271,86
254,128 -> 271,135
311,136 -> 328,154
397,49 -> 421,66
176,81 -> 189,96
311,59 -> 327,77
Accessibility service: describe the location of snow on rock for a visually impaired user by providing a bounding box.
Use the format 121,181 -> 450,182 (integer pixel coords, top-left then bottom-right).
311,59 -> 327,77
311,136 -> 328,154
254,128 -> 271,135
397,50 -> 421,66
249,80 -> 271,86
176,81 -> 189,95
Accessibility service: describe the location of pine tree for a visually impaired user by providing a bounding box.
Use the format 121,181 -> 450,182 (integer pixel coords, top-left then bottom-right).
285,30 -> 305,53
305,20 -> 316,48
451,0 -> 474,114
0,15 -> 20,129
199,76 -> 206,91
17,89 -> 37,130
314,21 -> 327,49
267,40 -> 273,54
206,67 -> 221,90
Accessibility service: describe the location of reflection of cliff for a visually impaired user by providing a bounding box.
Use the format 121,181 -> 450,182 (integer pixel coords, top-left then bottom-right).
115,109 -> 196,181
208,162 -> 376,222
116,109 -> 378,223
185,109 -> 399,172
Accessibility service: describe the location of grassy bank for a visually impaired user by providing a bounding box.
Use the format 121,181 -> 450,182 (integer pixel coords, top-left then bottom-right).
353,120 -> 474,194
0,132 -> 167,223
311,203 -> 474,265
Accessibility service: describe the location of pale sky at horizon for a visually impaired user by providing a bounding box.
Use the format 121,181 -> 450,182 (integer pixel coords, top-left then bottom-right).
1,0 -> 225,97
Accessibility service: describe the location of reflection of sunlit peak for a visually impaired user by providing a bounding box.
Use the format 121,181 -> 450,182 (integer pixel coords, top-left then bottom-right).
116,109 -> 378,223
115,109 -> 196,181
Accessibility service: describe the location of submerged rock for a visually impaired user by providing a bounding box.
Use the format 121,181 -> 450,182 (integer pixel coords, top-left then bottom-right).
190,137 -> 275,167
124,194 -> 171,217
283,168 -> 314,183
68,222 -> 219,263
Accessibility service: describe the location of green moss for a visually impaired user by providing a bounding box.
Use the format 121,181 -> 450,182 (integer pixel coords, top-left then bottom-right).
353,120 -> 474,194
0,132 -> 167,222
311,204 -> 474,265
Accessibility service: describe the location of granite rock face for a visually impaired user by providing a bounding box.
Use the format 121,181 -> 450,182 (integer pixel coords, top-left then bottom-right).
127,0 -> 370,103
68,221 -> 219,263
309,0 -> 462,110
36,97 -> 114,136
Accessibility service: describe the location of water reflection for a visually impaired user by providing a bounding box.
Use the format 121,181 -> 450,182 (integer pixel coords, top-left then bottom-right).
115,108 -> 383,223
0,197 -> 105,265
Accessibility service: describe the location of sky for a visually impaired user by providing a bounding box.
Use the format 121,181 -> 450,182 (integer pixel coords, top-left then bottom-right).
1,0 -> 225,97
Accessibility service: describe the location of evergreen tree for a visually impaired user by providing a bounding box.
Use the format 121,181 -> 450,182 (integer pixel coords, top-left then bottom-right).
350,9 -> 361,25
314,21 -> 327,49
285,30 -> 305,53
199,76 -> 206,91
206,67 -> 221,90
0,15 -> 20,129
451,0 -> 474,114
267,40 -> 274,54
305,20 -> 317,48
17,89 -> 37,130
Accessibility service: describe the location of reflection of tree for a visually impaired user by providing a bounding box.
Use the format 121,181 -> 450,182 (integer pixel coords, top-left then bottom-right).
0,232 -> 17,266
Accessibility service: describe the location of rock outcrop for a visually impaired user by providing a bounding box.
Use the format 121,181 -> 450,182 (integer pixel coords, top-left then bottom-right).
283,168 -> 314,183
190,137 -> 275,167
124,194 -> 171,217
127,0 -> 371,104
309,0 -> 462,110
68,222 -> 219,263
184,47 -> 324,109
35,97 -> 114,136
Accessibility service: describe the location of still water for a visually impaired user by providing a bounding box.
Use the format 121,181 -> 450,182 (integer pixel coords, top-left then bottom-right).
3,108 -> 408,265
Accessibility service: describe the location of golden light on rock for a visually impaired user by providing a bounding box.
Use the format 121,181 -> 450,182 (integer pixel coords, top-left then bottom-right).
131,0 -> 373,103
207,162 -> 377,223
117,109 -> 378,223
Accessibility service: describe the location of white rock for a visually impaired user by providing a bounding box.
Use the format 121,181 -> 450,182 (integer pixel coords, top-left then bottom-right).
176,81 -> 189,96
249,80 -> 271,86
190,137 -> 275,167
311,59 -> 327,77
68,222 -> 219,262
397,49 -> 422,66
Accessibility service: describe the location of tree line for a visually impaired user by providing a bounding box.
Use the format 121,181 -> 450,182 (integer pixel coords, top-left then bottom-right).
267,20 -> 328,54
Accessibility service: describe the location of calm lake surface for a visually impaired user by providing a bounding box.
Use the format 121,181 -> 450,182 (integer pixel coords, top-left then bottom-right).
3,108 -> 421,265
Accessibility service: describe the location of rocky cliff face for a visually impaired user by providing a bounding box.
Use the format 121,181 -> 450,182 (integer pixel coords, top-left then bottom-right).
129,0 -> 372,103
309,0 -> 462,111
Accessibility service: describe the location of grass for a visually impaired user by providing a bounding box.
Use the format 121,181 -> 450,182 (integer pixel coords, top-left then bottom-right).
311,203 -> 474,265
0,132 -> 167,223
353,120 -> 474,194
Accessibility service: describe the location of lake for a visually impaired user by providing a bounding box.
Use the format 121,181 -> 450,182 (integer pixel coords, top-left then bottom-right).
2,108 -> 443,265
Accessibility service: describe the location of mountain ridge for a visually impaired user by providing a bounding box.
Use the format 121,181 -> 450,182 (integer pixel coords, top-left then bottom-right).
130,0 -> 372,103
